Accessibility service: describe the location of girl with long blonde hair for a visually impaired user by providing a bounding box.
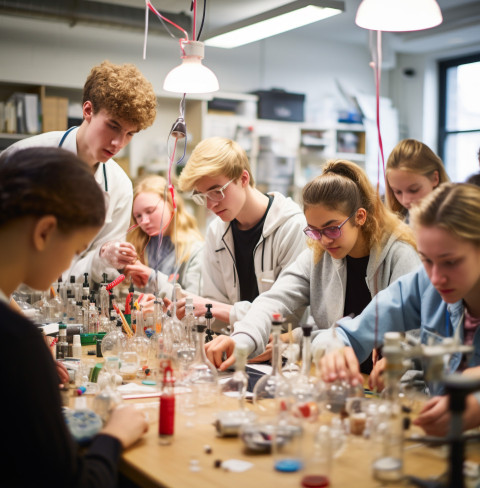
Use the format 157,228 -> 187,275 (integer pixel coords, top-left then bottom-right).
103,175 -> 203,297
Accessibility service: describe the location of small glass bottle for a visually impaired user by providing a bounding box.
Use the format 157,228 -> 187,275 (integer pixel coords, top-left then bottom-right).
153,299 -> 164,335
56,323 -> 69,359
131,309 -> 151,371
87,300 -> 98,334
185,323 -> 218,406
159,364 -> 176,445
253,313 -> 290,414
371,333 -> 404,482
290,324 -> 320,422
177,297 -> 196,379
93,357 -> 123,423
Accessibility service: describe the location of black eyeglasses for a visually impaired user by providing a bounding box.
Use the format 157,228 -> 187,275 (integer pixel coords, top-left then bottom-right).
303,211 -> 356,241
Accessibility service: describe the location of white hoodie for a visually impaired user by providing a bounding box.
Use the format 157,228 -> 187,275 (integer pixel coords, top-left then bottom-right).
201,191 -> 307,331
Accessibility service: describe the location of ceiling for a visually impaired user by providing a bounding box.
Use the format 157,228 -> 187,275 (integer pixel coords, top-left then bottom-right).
1,0 -> 480,55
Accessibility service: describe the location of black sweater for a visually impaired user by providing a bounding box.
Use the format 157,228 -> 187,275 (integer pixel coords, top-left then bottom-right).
0,301 -> 122,488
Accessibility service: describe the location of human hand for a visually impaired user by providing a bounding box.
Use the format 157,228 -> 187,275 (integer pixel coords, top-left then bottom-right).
413,393 -> 480,436
56,361 -> 70,387
248,334 -> 274,363
413,395 -> 449,436
168,294 -> 209,320
205,335 -> 236,371
368,357 -> 386,391
100,241 -> 137,269
101,404 -> 148,449
124,261 -> 152,288
138,293 -> 156,314
318,346 -> 363,386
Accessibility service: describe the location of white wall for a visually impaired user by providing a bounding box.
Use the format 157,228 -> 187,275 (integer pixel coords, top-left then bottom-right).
389,43 -> 480,151
0,15 -> 379,116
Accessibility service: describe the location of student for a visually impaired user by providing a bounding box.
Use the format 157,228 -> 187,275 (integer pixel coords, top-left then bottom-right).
385,139 -> 449,222
205,159 -> 420,370
102,175 -> 204,297
176,136 -> 307,331
0,147 -> 148,487
316,183 -> 480,435
3,60 -> 157,283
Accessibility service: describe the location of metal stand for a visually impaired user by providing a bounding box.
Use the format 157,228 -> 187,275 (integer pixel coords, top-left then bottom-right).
407,375 -> 480,488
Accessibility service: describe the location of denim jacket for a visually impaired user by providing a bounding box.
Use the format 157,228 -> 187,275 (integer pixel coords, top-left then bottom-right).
312,266 -> 480,395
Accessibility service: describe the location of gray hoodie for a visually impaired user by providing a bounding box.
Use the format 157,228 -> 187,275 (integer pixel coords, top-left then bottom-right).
202,191 -> 307,331
231,233 -> 421,358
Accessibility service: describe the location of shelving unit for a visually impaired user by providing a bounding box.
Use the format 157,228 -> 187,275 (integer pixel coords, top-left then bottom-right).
296,123 -> 367,190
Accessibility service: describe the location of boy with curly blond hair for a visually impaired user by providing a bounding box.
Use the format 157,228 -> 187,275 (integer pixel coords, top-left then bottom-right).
5,60 -> 157,283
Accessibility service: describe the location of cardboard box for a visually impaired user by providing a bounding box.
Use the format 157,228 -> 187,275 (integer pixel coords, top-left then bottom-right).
42,96 -> 68,132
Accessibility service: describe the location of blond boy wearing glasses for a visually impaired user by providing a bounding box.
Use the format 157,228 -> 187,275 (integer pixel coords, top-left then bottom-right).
178,136 -> 306,351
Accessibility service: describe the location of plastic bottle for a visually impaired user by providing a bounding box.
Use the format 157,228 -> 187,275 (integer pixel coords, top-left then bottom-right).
72,334 -> 82,359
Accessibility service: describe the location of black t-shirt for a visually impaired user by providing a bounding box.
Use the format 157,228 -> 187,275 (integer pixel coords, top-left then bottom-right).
343,254 -> 374,374
231,195 -> 274,302
0,301 -> 122,487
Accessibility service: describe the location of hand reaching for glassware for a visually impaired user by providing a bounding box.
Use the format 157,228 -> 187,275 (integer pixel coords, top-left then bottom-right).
100,241 -> 137,269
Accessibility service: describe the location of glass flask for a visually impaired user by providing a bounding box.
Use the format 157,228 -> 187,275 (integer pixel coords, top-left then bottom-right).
290,324 -> 321,422
253,313 -> 290,414
101,318 -> 127,358
272,414 -> 304,473
184,323 -> 218,406
371,332 -> 405,482
216,343 -> 258,435
162,310 -> 185,365
176,297 -> 196,380
153,298 -> 164,334
93,357 -> 123,423
130,309 -> 151,372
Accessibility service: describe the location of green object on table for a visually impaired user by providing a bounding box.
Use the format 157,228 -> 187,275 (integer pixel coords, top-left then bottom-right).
80,332 -> 106,345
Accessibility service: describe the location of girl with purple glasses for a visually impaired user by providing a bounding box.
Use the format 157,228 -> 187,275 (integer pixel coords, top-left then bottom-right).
205,159 -> 420,374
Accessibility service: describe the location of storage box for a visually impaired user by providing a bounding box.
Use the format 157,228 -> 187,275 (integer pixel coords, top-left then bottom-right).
42,96 -> 68,132
252,89 -> 305,122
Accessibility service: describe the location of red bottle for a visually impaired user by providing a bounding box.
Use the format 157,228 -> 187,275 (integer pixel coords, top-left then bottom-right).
159,364 -> 175,445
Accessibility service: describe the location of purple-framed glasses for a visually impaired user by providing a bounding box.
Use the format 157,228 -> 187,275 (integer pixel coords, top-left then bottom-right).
303,211 -> 356,241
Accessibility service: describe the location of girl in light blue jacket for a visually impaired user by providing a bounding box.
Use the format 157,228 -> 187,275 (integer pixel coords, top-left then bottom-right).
317,183 -> 480,436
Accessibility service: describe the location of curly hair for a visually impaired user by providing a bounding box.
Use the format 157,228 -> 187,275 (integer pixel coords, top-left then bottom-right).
128,175 -> 203,265
83,60 -> 157,130
385,139 -> 449,217
302,159 -> 416,263
178,137 -> 254,192
0,147 -> 105,232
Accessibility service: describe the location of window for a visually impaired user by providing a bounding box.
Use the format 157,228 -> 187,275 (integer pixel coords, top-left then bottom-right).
438,53 -> 480,182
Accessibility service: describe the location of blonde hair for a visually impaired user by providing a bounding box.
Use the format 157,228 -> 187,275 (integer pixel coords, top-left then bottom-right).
127,175 -> 203,265
178,137 -> 254,192
302,159 -> 416,263
410,182 -> 480,246
385,139 -> 449,216
83,60 -> 157,130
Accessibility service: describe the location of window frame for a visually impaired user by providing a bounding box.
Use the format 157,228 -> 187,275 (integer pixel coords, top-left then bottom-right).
438,52 -> 480,165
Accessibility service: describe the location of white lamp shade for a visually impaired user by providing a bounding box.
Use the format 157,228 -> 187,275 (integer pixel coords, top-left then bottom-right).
163,58 -> 219,94
355,0 -> 442,32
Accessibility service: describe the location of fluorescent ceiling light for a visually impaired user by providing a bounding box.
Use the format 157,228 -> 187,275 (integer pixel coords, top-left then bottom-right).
355,0 -> 442,32
205,0 -> 344,49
